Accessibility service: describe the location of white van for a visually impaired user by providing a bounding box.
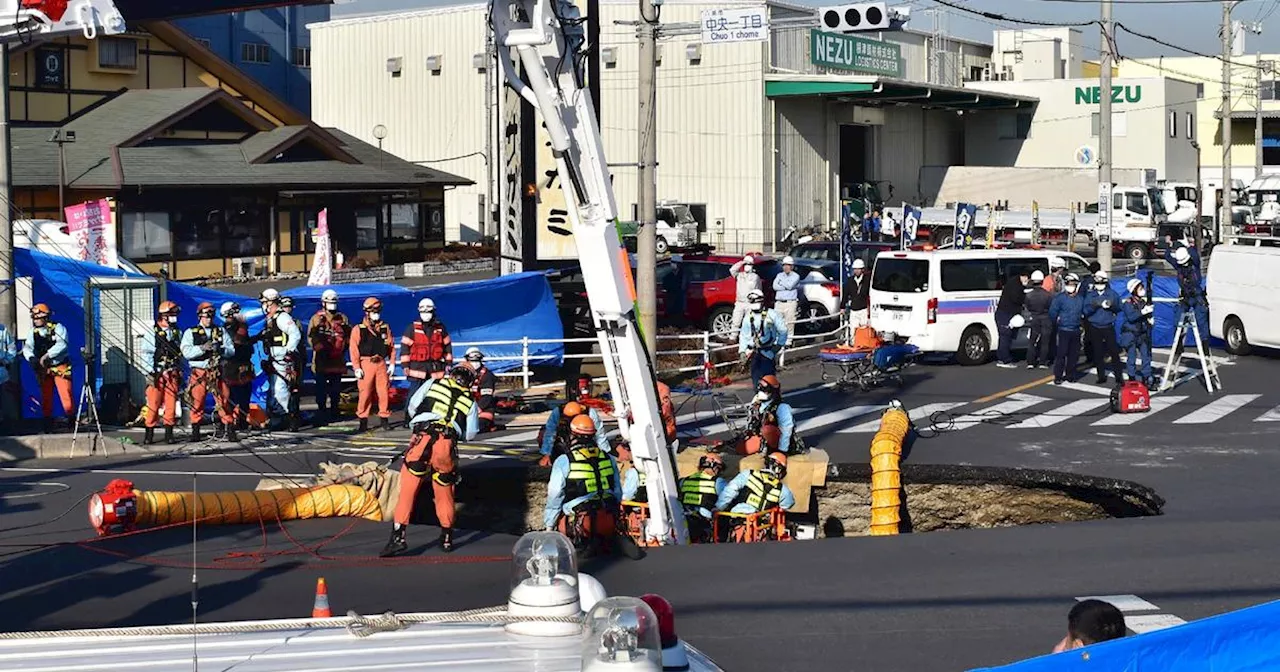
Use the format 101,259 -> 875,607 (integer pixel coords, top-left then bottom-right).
1207,242 -> 1280,355
12,218 -> 145,274
869,247 -> 1092,365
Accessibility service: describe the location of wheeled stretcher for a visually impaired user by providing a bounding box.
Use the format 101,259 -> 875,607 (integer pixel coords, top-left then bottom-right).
819,343 -> 920,391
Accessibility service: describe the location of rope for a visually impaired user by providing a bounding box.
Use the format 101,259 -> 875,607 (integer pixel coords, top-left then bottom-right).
0,607 -> 583,640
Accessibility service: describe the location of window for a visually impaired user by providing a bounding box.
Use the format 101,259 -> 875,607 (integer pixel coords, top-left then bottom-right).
997,113 -> 1033,140
356,208 -> 379,249
241,43 -> 270,64
683,261 -> 729,283
1064,256 -> 1091,278
1186,112 -> 1195,140
1125,192 -> 1149,215
872,258 -> 929,293
97,37 -> 137,70
121,212 -> 172,260
1261,80 -> 1278,101
386,203 -> 420,244
223,205 -> 269,256
940,259 -> 1000,292
1090,111 -> 1128,137
968,65 -> 984,82
1169,110 -> 1178,138
1196,83 -> 1205,99
291,46 -> 311,68
999,258 -> 1048,288
170,208 -> 224,259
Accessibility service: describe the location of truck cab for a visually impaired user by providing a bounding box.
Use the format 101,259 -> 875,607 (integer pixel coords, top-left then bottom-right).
1157,182 -> 1199,224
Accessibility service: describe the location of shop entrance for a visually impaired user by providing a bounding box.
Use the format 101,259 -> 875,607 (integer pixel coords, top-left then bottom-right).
839,124 -> 868,200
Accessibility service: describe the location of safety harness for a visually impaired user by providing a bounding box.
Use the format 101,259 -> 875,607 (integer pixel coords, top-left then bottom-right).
152,325 -> 182,372
223,318 -> 256,384
406,378 -> 474,483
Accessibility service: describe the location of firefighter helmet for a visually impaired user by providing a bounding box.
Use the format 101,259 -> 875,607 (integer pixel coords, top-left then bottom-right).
464,346 -> 483,362
449,364 -> 476,388
196,302 -> 215,316
765,452 -> 788,478
220,301 -> 240,318
570,414 -> 597,436
757,375 -> 781,393
259,288 -> 280,304
363,297 -> 382,313
158,301 -> 180,317
279,296 -> 295,309
698,453 -> 725,473
562,401 -> 585,418
321,289 -> 339,306
30,303 -> 50,319
418,297 -> 435,313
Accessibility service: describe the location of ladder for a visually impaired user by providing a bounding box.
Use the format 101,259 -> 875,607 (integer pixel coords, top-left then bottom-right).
1159,310 -> 1221,394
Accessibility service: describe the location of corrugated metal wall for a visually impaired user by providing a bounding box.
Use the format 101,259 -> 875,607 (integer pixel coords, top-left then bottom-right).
775,98 -> 829,231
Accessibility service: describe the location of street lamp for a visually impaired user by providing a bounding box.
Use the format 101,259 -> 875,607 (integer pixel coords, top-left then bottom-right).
47,129 -> 76,214
1191,139 -> 1204,250
372,124 -> 388,170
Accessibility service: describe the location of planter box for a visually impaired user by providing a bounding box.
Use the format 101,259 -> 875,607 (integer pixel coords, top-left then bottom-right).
403,258 -> 497,277
332,266 -> 397,284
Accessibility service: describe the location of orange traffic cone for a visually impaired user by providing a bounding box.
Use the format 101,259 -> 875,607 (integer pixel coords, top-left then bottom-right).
312,577 -> 332,618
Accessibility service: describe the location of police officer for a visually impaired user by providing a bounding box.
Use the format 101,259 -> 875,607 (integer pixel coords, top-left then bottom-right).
539,399 -> 609,467
729,256 -> 762,333
400,297 -> 453,400
308,289 -> 350,424
1025,270 -> 1053,369
219,301 -> 255,430
736,374 -> 796,456
180,302 -> 235,442
716,451 -> 795,521
1083,272 -> 1124,385
140,301 -> 184,444
382,364 -> 479,557
349,297 -> 395,432
679,453 -> 727,543
543,414 -> 622,558
0,321 -> 15,426
258,289 -> 302,431
739,289 -> 788,387
22,304 -> 73,432
1164,236 -> 1210,344
1120,279 -> 1156,387
462,347 -> 498,432
1049,274 -> 1086,385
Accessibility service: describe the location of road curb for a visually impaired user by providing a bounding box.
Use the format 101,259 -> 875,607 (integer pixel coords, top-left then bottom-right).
0,434 -> 156,463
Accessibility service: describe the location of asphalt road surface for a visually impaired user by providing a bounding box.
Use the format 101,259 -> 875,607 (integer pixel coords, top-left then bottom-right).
3,343 -> 1279,671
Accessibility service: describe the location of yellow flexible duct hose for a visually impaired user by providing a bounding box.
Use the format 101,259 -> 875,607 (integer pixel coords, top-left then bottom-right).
869,407 -> 910,536
132,484 -> 385,528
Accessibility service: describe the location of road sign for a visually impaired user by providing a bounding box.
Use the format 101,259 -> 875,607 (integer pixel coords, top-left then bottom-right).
1098,182 -> 1113,244
701,7 -> 769,44
809,30 -> 903,78
1075,145 -> 1095,167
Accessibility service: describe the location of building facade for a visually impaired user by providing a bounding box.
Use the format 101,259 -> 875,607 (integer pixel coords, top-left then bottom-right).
176,5 -> 329,114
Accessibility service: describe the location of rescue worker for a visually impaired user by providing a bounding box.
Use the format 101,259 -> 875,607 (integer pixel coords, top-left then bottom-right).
736,375 -> 796,456
21,303 -> 73,432
1044,257 -> 1067,294
615,440 -> 644,502
308,289 -> 350,424
1025,270 -> 1053,369
0,321 -> 15,426
716,451 -> 795,520
738,289 -> 788,388
1083,272 -> 1124,385
179,302 -> 235,442
772,256 -> 802,337
543,414 -> 622,558
463,347 -> 498,432
219,301 -> 255,429
279,297 -> 306,424
1120,278 -> 1156,387
680,453 -> 727,543
840,258 -> 871,331
656,379 -> 678,449
349,297 -> 395,432
539,399 -> 608,466
729,255 -> 761,333
1048,273 -> 1085,385
400,297 -> 453,400
139,301 -> 184,445
381,364 -> 479,557
258,289 -> 302,431
995,269 -> 1029,368
1163,236 -> 1210,345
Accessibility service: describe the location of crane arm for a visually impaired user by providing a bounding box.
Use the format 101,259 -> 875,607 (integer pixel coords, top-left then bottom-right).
491,0 -> 688,544
0,0 -> 124,43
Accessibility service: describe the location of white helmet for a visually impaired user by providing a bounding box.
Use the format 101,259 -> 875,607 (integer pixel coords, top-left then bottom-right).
219,301 -> 240,318
259,288 -> 279,304
742,255 -> 754,266
852,258 -> 866,270
1050,257 -> 1066,269
321,289 -> 339,307
747,289 -> 765,303
1126,279 -> 1142,295
1009,314 -> 1026,329
418,297 -> 435,313
1030,270 -> 1045,283
465,346 -> 483,362
1173,247 -> 1191,265
782,255 -> 795,266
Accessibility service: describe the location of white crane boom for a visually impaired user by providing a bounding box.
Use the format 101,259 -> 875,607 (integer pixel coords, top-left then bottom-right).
0,0 -> 124,43
491,0 -> 688,544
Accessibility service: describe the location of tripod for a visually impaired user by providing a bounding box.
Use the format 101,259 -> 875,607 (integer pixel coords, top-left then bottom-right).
1159,309 -> 1221,394
70,349 -> 110,458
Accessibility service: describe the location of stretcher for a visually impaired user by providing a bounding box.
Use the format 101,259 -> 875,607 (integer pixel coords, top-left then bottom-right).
712,508 -> 790,543
819,343 -> 920,391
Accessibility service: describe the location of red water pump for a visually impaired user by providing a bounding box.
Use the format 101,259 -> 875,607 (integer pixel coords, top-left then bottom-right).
88,479 -> 138,536
1110,381 -> 1151,414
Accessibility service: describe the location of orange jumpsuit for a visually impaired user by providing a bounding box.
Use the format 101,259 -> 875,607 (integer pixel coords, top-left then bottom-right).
143,325 -> 183,428
23,321 -> 73,418
349,319 -> 394,420
395,377 -> 478,528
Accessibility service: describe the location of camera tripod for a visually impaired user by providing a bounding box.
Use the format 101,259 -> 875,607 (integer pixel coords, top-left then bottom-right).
1158,309 -> 1221,394
70,350 -> 111,457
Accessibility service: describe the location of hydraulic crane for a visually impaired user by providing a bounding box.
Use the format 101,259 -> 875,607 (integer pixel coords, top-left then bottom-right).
491,0 -> 689,544
0,0 -> 124,42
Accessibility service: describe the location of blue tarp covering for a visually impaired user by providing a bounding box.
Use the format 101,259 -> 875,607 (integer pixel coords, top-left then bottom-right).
1109,271 -> 1221,349
12,247 -> 563,416
970,599 -> 1280,671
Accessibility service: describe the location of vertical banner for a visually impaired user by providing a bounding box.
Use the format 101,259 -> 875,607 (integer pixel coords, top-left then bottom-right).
1031,200 -> 1041,246
498,46 -> 525,275
902,205 -> 921,249
840,216 -> 856,286
63,198 -> 118,269
955,202 -> 977,249
1097,182 -> 1113,245
307,208 -> 332,286
984,207 -> 996,249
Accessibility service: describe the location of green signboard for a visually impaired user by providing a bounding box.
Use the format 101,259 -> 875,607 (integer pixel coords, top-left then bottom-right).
1074,85 -> 1142,104
809,30 -> 903,79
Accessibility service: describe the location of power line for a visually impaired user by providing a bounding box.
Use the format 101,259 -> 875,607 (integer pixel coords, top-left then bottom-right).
1031,0 -> 1260,3
1117,21 -> 1269,70
926,0 -> 1098,26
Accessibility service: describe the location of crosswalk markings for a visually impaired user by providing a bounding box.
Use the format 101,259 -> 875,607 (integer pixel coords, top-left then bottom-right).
837,402 -> 968,433
1008,398 -> 1110,429
1171,394 -> 1261,425
1075,594 -> 1187,635
1057,381 -> 1114,396
946,393 -> 1050,431
1077,594 -> 1159,612
795,405 -> 883,433
1091,395 -> 1188,426
1254,404 -> 1280,422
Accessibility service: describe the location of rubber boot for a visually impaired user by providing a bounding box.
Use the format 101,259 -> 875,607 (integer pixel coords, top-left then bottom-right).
143,427 -> 155,445
288,413 -> 301,433
189,424 -> 202,443
439,528 -> 454,553
164,426 -> 176,445
358,418 -> 369,432
213,422 -> 226,440
379,417 -> 390,432
225,423 -> 239,443
380,524 -> 408,558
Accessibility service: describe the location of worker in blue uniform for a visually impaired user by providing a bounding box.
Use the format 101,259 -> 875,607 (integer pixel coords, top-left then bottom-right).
736,375 -> 796,456
1119,278 -> 1156,387
1082,272 -> 1124,385
717,452 -> 795,515
257,288 -> 302,430
1163,236 -> 1210,346
679,453 -> 727,543
1048,273 -> 1085,386
538,399 -> 609,466
738,289 -> 788,388
544,414 -> 622,557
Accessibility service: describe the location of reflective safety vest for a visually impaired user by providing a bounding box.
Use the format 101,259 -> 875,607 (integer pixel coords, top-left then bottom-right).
733,470 -> 782,512
188,325 -> 224,361
357,322 -> 392,358
153,325 -> 182,371
680,473 -> 718,510
421,378 -> 475,432
263,314 -> 289,349
469,365 -> 492,398
406,321 -> 448,365
564,447 -> 617,503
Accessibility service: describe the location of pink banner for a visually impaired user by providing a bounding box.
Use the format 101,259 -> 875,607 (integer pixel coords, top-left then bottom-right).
63,198 -> 118,268
308,207 -> 332,286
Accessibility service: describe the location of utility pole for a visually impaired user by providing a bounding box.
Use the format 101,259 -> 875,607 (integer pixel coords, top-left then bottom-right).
0,48 -> 14,359
636,0 -> 658,354
484,29 -> 495,241
1221,1 -> 1234,246
1258,54 -> 1271,177
1097,0 -> 1114,272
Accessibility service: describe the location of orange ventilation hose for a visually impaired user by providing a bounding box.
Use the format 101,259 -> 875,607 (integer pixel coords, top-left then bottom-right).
132,485 -> 384,528
869,407 -> 910,536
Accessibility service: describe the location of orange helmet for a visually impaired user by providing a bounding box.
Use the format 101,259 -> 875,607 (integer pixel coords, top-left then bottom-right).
765,452 -> 788,476
562,401 -> 585,418
158,301 -> 180,317
570,414 -> 597,436
758,375 -> 781,393
30,303 -> 50,319
196,302 -> 215,315
363,297 -> 382,313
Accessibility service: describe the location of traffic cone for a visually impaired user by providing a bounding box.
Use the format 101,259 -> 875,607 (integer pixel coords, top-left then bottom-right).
312,577 -> 332,618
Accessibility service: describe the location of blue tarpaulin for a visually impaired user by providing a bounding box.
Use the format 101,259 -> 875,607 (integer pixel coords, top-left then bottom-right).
1109,271 -> 1220,349
970,599 -> 1280,671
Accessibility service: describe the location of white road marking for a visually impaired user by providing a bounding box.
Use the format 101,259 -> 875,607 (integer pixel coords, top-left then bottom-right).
1007,398 -> 1110,429
1076,594 -> 1160,612
1153,348 -> 1235,366
1171,394 -> 1261,425
794,405 -> 882,433
945,393 -> 1051,431
0,467 -> 313,478
837,402 -> 968,433
1091,396 -> 1188,426
1057,381 -> 1115,396
1254,404 -> 1280,422
1124,613 -> 1188,634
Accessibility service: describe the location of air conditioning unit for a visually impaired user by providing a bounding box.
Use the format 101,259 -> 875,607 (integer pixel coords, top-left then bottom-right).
1001,65 -> 1014,81
981,63 -> 993,81
231,257 -> 256,279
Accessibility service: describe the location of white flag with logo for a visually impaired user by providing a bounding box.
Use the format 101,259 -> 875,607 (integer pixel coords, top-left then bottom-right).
308,208 -> 332,286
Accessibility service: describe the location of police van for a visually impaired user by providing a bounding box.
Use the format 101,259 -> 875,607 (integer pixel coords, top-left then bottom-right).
869,247 -> 1092,365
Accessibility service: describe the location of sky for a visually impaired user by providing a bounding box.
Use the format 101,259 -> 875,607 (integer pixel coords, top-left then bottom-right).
330,0 -> 1280,59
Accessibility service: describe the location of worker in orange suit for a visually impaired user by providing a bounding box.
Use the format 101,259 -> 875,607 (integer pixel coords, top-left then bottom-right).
180,302 -> 235,442
349,297 -> 394,432
21,303 -> 73,433
139,301 -> 184,445
381,364 -> 479,557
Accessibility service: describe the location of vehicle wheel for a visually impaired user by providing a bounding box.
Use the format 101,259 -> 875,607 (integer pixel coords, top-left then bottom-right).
956,325 -> 990,366
655,236 -> 669,255
1124,242 -> 1148,262
1224,317 -> 1251,356
938,231 -> 955,248
803,302 -> 834,336
708,306 -> 735,340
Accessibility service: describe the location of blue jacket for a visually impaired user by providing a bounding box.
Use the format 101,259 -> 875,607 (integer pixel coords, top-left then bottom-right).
0,324 -> 15,386
22,322 -> 69,367
755,400 -> 796,454
180,324 -> 235,370
544,450 -> 622,528
1048,292 -> 1085,333
1164,245 -> 1206,303
1083,288 -> 1121,328
539,405 -> 609,456
739,309 -> 788,359
717,470 -> 796,515
622,466 -> 642,501
679,474 -> 727,520
1118,298 -> 1153,348
406,378 -> 480,439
